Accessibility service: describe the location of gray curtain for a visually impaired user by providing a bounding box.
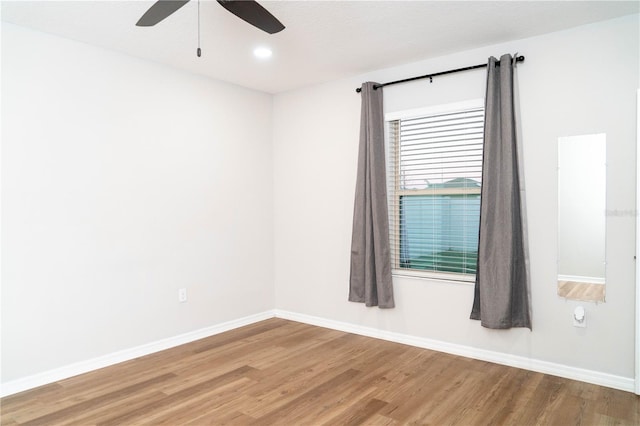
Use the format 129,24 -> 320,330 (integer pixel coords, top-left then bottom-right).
349,82 -> 395,309
470,54 -> 531,329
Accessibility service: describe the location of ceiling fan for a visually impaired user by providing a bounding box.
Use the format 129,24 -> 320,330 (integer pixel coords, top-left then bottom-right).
137,0 -> 285,55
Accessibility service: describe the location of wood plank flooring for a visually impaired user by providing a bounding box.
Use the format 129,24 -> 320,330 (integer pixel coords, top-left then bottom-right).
557,281 -> 606,302
2,318 -> 638,425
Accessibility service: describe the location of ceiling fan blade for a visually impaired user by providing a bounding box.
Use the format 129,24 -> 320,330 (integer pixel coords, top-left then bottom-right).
217,0 -> 285,34
136,0 -> 191,27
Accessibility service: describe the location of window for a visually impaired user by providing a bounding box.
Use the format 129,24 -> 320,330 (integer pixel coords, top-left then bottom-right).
386,100 -> 484,281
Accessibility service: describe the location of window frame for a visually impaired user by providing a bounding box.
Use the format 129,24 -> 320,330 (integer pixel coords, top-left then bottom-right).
385,99 -> 484,283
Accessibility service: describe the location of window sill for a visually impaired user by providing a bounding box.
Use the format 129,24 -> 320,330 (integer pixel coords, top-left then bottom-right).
392,269 -> 475,285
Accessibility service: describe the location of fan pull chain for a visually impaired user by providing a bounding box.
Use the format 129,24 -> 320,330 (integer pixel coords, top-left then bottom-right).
197,0 -> 202,57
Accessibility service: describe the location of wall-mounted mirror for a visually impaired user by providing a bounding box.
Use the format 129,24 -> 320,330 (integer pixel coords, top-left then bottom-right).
557,133 -> 606,302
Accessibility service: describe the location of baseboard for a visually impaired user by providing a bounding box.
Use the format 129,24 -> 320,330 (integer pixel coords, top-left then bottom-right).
558,275 -> 605,285
274,309 -> 635,393
0,310 -> 276,397
3,308 -> 635,397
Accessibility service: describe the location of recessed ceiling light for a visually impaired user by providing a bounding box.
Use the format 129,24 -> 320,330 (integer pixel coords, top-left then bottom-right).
253,47 -> 273,59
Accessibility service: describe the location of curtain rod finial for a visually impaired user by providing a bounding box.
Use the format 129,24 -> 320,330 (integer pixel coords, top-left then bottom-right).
355,84 -> 381,92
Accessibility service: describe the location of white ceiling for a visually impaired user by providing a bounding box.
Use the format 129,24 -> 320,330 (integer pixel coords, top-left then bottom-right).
2,1 -> 638,94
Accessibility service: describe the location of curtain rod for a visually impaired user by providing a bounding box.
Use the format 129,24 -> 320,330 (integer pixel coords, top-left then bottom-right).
355,55 -> 525,93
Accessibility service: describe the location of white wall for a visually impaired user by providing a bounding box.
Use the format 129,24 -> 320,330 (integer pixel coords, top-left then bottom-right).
1,24 -> 274,382
273,15 -> 638,379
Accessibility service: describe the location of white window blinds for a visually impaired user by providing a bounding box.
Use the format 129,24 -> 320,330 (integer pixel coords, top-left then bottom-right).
387,102 -> 484,280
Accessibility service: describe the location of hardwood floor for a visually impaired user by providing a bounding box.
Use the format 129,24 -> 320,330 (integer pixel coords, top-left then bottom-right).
2,318 -> 638,425
557,281 -> 606,302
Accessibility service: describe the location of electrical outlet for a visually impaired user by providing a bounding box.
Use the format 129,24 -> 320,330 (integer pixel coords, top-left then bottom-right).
178,288 -> 187,303
573,306 -> 586,328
